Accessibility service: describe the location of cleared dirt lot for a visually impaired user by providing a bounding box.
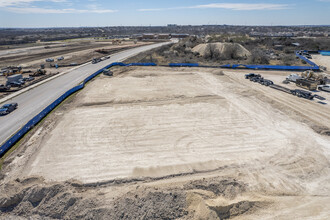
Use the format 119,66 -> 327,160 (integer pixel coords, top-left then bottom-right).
1,67 -> 330,219
312,54 -> 330,73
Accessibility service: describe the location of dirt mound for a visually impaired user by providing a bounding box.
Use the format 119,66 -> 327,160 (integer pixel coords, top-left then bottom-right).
209,200 -> 257,219
186,178 -> 247,199
192,43 -> 251,60
212,69 -> 225,76
0,177 -> 86,219
108,190 -> 187,219
184,177 -> 264,219
0,177 -> 189,219
0,175 -> 264,220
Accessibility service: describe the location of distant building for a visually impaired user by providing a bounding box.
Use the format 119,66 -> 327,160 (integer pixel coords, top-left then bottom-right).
141,33 -> 188,40
249,32 -> 295,38
170,33 -> 189,39
157,34 -> 170,39
142,33 -> 156,39
167,24 -> 178,27
131,34 -> 142,40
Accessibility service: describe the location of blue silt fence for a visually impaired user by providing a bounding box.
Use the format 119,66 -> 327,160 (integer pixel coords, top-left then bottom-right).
220,64 -> 320,71
295,51 -> 318,67
169,63 -> 199,67
320,51 -> 330,56
220,50 -> 320,71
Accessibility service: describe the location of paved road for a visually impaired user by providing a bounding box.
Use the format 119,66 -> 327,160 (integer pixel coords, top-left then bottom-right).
0,41 -> 171,145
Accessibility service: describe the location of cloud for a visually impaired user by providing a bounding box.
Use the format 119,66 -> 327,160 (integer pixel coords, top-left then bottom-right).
191,3 -> 289,10
0,0 -> 66,7
5,6 -> 117,13
0,0 -> 117,14
138,7 -> 184,12
139,2 -> 290,12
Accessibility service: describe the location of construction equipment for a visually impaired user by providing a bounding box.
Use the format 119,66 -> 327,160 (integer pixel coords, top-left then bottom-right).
3,67 -> 23,76
30,69 -> 46,77
7,76 -> 26,87
95,49 -> 110,54
246,74 -> 326,101
247,74 -> 274,86
301,71 -> 328,83
290,89 -> 314,100
259,78 -> 274,86
103,69 -> 113,76
112,39 -> 122,45
295,79 -> 318,91
7,74 -> 23,83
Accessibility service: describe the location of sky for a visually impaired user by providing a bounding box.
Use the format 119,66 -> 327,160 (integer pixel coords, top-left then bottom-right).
0,0 -> 330,28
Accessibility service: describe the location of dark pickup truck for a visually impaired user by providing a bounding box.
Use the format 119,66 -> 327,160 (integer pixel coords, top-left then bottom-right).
0,103 -> 18,116
245,73 -> 261,79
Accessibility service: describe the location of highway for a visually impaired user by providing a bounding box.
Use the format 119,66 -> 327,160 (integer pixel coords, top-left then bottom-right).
0,41 -> 171,146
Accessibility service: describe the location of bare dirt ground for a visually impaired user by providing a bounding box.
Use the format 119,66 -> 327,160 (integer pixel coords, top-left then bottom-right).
1,67 -> 329,219
312,54 -> 330,73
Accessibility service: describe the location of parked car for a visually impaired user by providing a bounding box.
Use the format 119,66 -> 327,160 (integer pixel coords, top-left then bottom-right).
18,78 -> 25,85
0,84 -> 11,91
23,76 -> 35,82
57,56 -> 64,61
6,81 -> 22,87
46,58 -> 54,62
92,58 -> 101,64
318,85 -> 330,92
286,74 -> 302,82
0,103 -> 18,116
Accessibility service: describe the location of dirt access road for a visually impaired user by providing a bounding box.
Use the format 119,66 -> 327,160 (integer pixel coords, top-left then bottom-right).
1,67 -> 329,219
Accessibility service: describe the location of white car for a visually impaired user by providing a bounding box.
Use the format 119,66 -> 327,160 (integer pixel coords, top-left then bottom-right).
318,85 -> 330,92
286,74 -> 302,82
